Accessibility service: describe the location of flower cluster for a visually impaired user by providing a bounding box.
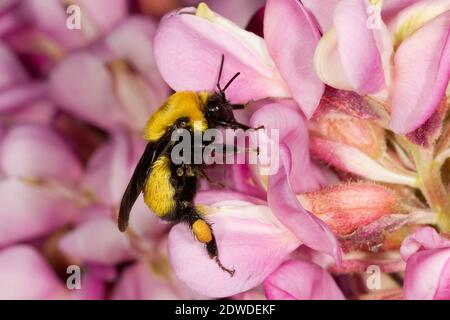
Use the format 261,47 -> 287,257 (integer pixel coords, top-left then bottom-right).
0,0 -> 449,300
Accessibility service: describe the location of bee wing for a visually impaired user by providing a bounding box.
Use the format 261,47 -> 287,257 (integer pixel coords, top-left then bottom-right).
118,142 -> 156,232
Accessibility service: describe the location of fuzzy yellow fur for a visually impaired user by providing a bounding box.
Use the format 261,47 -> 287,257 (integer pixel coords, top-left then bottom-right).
144,156 -> 176,217
143,91 -> 209,141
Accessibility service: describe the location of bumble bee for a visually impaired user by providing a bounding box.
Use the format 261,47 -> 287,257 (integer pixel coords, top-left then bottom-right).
118,56 -> 258,276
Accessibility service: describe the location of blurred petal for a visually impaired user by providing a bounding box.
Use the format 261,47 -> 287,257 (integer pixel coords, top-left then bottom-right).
59,217 -> 135,265
98,16 -> 170,108
76,0 -> 127,39
264,259 -> 345,300
168,200 -> 300,298
0,180 -> 78,247
111,261 -> 199,300
0,245 -> 66,299
1,124 -> 83,185
267,147 -> 341,263
50,52 -> 121,129
302,0 -> 339,33
154,5 -> 290,102
83,130 -> 138,206
390,11 -> 450,133
333,0 -> 385,94
264,0 -> 324,117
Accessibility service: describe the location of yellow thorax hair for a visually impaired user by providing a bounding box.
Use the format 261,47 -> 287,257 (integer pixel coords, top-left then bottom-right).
143,91 -> 209,141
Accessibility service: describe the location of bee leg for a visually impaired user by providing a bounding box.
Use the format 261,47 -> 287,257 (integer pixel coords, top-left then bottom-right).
231,104 -> 245,110
206,236 -> 235,277
188,213 -> 235,277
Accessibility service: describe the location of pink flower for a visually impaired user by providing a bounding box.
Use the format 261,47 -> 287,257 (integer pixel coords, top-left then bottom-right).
0,245 -> 104,299
401,227 -> 450,299
154,0 -> 324,118
264,259 -> 345,300
50,17 -> 170,132
3,0 -> 128,69
313,0 -> 450,133
0,124 -> 85,247
0,41 -> 47,113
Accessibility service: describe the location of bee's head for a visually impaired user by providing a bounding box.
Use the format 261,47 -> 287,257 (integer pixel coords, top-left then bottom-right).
204,92 -> 237,127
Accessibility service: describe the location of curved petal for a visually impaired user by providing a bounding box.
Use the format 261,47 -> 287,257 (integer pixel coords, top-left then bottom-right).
267,147 -> 342,264
0,245 -> 66,299
50,52 -> 121,130
333,0 -> 385,94
264,0 -> 324,118
250,101 -> 333,193
168,200 -> 300,298
390,11 -> 450,133
59,217 -> 135,265
1,124 -> 83,185
403,247 -> 450,299
98,16 -> 170,109
111,261 -> 200,300
302,0 -> 339,33
0,179 -> 78,247
264,259 -> 345,300
76,0 -> 127,39
83,130 -> 138,206
400,226 -> 450,261
154,5 -> 290,102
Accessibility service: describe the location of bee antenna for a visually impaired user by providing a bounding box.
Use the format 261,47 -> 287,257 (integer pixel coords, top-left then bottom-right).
216,54 -> 225,92
222,72 -> 240,92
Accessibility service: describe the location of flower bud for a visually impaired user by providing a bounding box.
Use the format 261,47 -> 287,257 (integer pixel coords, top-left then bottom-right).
298,182 -> 403,235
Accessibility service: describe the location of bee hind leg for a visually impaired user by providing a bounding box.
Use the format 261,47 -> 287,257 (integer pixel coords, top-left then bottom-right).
186,211 -> 235,277
206,236 -> 235,277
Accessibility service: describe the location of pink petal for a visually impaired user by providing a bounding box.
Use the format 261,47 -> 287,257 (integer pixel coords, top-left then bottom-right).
111,261 -> 200,300
59,217 -> 135,266
50,52 -> 121,130
381,0 -> 421,22
196,190 -> 266,205
302,0 -> 339,33
207,0 -> 265,27
250,101 -> 334,193
0,245 -> 66,299
22,0 -> 85,49
0,41 -> 27,86
83,129 -> 138,206
333,0 -> 385,94
0,179 -> 78,247
403,247 -> 450,299
267,146 -> 341,263
434,258 -> 450,299
97,16 -> 170,106
400,226 -> 450,261
168,200 -> 300,298
76,0 -> 127,38
154,7 -> 290,102
264,0 -> 324,117
390,11 -> 450,134
1,124 -> 83,185
264,259 -> 345,300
